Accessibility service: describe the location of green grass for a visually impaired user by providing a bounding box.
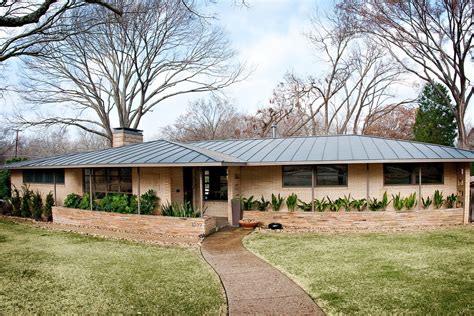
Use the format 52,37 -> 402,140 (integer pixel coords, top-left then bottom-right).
0,219 -> 225,314
244,227 -> 474,315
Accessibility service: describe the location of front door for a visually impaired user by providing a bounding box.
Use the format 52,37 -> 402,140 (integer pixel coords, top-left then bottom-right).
183,167 -> 193,204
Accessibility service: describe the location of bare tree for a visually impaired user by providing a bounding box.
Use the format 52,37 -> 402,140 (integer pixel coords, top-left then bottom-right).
15,0 -> 245,145
0,0 -> 121,62
364,105 -> 417,140
338,0 -> 473,148
266,10 -> 410,137
161,96 -> 244,142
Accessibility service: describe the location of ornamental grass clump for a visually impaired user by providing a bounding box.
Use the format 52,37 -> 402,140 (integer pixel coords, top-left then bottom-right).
350,198 -> 367,212
446,194 -> 458,208
368,192 -> 390,211
256,196 -> 270,211
286,193 -> 298,212
392,193 -> 404,211
404,192 -> 417,210
241,195 -> 255,210
421,196 -> 432,209
160,201 -> 204,218
297,199 -> 312,212
271,193 -> 284,212
434,190 -> 444,209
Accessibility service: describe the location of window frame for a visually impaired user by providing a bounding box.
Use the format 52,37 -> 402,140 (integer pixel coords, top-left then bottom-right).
203,167 -> 228,201
23,169 -> 65,185
282,164 -> 348,188
83,168 -> 133,196
383,163 -> 444,186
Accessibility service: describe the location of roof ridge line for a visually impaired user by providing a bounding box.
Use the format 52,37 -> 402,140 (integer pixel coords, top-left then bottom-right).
163,139 -> 245,163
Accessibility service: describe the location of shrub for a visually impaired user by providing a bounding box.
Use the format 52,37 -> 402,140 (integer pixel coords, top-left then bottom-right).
137,190 -> 158,215
422,196 -> 432,209
404,192 -> 417,210
392,193 -> 405,211
368,192 -> 390,211
44,192 -> 54,221
297,199 -> 312,212
20,185 -> 32,218
160,201 -> 204,218
255,196 -> 269,211
241,195 -> 255,211
97,194 -> 131,213
11,187 -> 21,216
78,192 -> 95,210
271,193 -> 284,212
434,190 -> 444,209
0,169 -> 11,200
286,193 -> 298,212
64,193 -> 82,209
1,200 -> 13,215
350,198 -> 366,212
31,191 -> 43,221
446,194 -> 457,208
314,198 -> 328,212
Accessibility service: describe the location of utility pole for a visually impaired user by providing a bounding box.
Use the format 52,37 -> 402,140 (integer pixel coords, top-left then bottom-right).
13,129 -> 20,158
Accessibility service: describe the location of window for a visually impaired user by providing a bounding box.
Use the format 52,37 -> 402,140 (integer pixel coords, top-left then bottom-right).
282,165 -> 348,187
282,166 -> 312,187
23,169 -> 65,184
384,163 -> 443,185
203,167 -> 228,201
83,168 -> 132,197
316,165 -> 347,186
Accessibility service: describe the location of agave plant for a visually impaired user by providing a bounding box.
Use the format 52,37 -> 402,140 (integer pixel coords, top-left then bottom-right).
434,190 -> 444,209
241,195 -> 255,210
404,192 -> 417,210
340,195 -> 352,212
421,196 -> 432,209
350,198 -> 367,212
314,198 -> 328,212
297,199 -> 312,212
256,196 -> 270,211
286,193 -> 298,212
392,193 -> 405,211
271,193 -> 284,212
446,194 -> 458,208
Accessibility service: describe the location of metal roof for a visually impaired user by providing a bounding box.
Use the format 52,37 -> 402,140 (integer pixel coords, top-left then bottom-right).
5,135 -> 474,169
5,139 -> 245,169
192,135 -> 474,164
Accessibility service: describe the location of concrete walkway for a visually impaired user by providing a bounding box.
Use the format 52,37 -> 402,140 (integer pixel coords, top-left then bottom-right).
201,227 -> 324,315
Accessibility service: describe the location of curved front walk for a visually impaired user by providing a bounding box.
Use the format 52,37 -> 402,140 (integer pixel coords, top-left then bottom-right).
201,228 -> 324,315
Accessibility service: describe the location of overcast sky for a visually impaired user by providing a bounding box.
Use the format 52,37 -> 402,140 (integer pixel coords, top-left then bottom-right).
2,0 -> 472,140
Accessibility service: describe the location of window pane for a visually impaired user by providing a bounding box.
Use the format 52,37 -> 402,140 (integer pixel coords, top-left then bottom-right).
55,170 -> 65,184
282,166 -> 312,187
316,165 -> 347,186
43,171 -> 54,184
23,169 -> 64,184
384,164 -> 416,185
420,163 -> 444,184
203,167 -> 228,200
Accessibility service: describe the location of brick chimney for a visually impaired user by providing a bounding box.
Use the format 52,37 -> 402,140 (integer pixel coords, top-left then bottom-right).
112,127 -> 143,147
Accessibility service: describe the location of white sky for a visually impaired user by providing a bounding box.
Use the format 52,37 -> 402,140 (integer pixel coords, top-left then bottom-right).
1,0 -> 473,140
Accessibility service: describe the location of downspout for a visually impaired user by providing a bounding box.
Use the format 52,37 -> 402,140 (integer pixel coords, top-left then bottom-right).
89,169 -> 93,211
137,167 -> 141,215
418,166 -> 422,210
366,163 -> 369,209
53,171 -> 57,207
311,166 -> 315,212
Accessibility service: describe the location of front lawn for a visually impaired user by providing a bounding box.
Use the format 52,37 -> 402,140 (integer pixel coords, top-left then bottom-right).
244,227 -> 474,315
0,219 -> 225,314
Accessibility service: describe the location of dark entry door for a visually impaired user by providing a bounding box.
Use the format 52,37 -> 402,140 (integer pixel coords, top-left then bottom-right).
183,167 -> 193,204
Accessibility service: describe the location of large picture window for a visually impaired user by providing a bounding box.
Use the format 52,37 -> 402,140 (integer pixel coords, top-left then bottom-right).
203,167 -> 228,201
283,165 -> 348,187
23,169 -> 65,184
316,165 -> 347,186
83,168 -> 132,197
282,166 -> 312,187
384,163 -> 443,185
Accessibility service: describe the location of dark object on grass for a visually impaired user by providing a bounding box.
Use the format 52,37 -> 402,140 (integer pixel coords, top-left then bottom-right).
268,223 -> 282,230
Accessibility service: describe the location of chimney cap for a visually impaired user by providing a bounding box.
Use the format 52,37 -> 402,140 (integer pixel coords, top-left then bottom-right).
113,127 -> 143,135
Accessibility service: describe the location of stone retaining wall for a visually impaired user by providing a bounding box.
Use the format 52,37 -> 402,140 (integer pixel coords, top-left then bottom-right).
53,207 -> 216,239
243,208 -> 464,231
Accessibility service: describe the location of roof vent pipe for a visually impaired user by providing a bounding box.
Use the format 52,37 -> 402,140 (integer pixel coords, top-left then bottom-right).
271,124 -> 277,138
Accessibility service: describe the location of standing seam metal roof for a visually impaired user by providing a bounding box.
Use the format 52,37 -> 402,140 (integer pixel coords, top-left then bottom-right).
5,135 -> 474,169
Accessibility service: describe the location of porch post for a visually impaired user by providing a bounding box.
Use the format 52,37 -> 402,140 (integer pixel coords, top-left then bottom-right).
366,164 -> 369,209
311,166 -> 315,212
137,167 -> 141,215
53,171 -> 57,207
463,162 -> 470,224
199,168 -> 204,217
418,166 -> 422,210
89,169 -> 93,210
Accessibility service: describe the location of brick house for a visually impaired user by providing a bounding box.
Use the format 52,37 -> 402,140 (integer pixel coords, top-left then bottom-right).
6,128 -> 474,227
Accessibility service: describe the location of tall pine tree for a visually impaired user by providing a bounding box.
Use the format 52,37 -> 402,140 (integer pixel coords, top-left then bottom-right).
413,83 -> 457,146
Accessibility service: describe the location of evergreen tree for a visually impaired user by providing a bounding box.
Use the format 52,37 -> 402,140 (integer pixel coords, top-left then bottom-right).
414,83 -> 457,146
